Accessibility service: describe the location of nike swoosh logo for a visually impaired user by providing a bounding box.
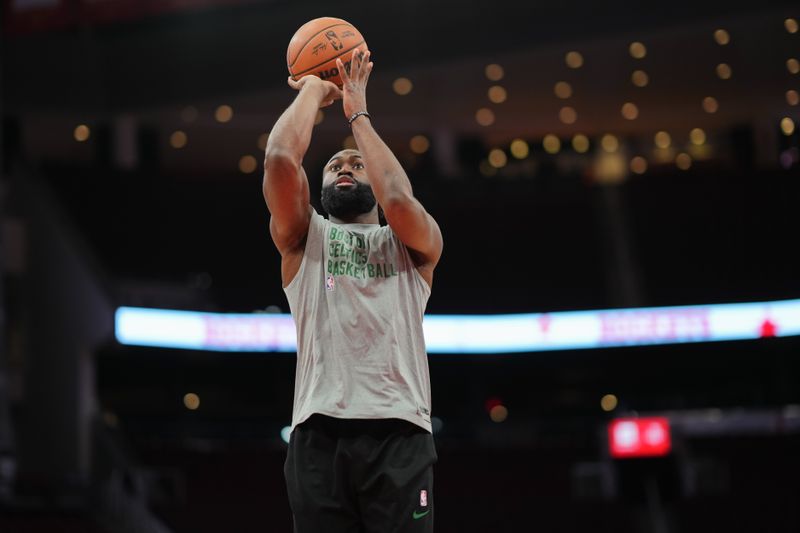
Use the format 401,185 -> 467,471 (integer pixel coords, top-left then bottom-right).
412,510 -> 430,519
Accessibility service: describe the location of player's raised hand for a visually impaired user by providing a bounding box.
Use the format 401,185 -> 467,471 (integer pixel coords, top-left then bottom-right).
337,48 -> 373,119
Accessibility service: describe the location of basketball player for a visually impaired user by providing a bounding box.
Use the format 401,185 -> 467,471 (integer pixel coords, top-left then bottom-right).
263,48 -> 443,532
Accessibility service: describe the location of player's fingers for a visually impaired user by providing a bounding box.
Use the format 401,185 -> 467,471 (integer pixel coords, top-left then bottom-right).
360,62 -> 372,84
363,62 -> 374,85
352,48 -> 366,80
362,51 -> 372,82
361,50 -> 370,75
336,58 -> 350,83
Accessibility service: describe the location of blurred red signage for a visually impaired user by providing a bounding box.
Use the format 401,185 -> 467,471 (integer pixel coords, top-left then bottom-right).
608,417 -> 672,458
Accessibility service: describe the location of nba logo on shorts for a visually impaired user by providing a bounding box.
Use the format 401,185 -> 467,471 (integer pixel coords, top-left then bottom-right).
325,274 -> 335,291
419,489 -> 428,507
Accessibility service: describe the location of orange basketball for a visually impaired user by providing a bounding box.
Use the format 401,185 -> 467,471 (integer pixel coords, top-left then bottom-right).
286,17 -> 367,89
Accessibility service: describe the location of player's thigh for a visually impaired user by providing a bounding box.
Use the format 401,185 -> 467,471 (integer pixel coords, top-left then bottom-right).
360,430 -> 437,533
284,420 -> 361,533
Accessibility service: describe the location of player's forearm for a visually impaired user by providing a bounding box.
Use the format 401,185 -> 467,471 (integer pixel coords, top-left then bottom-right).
350,118 -> 414,204
265,84 -> 325,165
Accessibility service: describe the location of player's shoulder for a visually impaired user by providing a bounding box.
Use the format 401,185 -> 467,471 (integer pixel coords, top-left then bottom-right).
309,207 -> 328,226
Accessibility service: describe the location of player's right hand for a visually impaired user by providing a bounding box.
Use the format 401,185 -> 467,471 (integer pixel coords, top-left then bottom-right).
287,75 -> 343,108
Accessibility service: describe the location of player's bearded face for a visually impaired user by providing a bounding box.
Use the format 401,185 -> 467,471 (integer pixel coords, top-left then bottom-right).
321,181 -> 377,219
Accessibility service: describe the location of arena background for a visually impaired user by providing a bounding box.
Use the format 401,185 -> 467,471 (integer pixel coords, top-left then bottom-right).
1,0 -> 799,531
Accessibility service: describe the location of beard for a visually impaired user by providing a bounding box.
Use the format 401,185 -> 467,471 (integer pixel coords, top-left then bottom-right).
320,181 -> 377,220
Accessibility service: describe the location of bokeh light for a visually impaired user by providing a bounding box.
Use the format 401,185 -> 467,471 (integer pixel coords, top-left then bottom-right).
559,106 -> 577,124
510,139 -> 529,159
631,70 -> 649,87
409,135 -> 430,154
170,130 -> 188,149
476,108 -> 496,126
702,96 -> 719,113
713,29 -> 730,45
630,156 -> 648,174
621,102 -> 639,120
488,148 -> 507,168
655,131 -> 672,149
488,85 -> 508,104
781,117 -> 796,136
600,394 -> 618,412
393,77 -> 413,95
565,51 -> 584,68
716,63 -> 732,80
183,393 -> 200,410
543,134 -> 561,154
629,42 -> 647,59
676,152 -> 692,170
554,81 -> 572,99
215,105 -> 233,123
690,128 -> 706,145
73,124 -> 90,142
485,63 -> 504,81
594,153 -> 627,184
601,134 -> 619,153
490,404 -> 508,423
572,134 -> 590,153
239,155 -> 258,174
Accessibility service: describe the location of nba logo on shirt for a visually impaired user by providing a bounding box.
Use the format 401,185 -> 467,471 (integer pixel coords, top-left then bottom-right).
420,490 -> 428,507
325,274 -> 335,291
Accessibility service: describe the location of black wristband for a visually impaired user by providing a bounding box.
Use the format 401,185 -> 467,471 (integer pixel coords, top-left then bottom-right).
347,111 -> 371,127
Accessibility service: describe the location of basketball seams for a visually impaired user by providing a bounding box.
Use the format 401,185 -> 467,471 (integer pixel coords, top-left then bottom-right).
290,40 -> 366,79
287,23 -> 360,68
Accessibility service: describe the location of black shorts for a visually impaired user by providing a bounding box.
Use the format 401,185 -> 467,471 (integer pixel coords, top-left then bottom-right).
284,414 -> 437,533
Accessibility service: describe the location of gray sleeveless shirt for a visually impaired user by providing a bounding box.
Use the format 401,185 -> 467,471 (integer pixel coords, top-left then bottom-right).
284,209 -> 433,432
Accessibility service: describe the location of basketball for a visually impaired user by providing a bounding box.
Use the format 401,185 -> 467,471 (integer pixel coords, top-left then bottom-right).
286,17 -> 368,89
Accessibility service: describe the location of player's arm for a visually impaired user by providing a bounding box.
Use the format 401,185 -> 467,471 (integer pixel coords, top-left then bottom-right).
336,51 -> 443,273
263,76 -> 342,255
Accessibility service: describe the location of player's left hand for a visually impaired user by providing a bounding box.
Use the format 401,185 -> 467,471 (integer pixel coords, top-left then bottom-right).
337,48 -> 373,119
287,75 -> 342,108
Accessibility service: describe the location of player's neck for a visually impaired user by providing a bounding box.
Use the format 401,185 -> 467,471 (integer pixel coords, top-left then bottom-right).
330,212 -> 379,225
